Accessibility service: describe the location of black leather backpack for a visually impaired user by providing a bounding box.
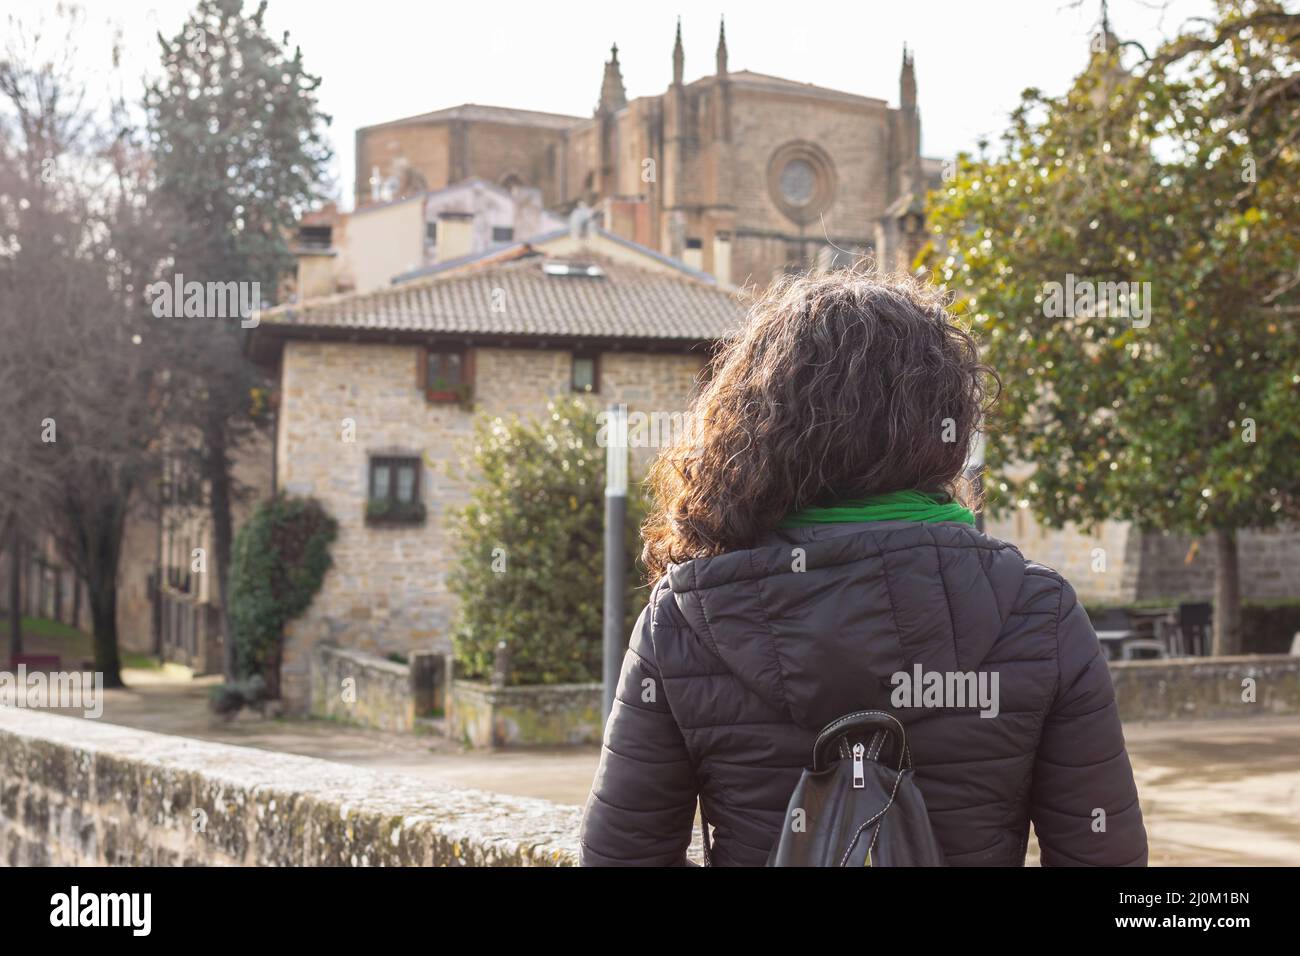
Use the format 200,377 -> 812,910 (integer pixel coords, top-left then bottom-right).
701,710 -> 946,866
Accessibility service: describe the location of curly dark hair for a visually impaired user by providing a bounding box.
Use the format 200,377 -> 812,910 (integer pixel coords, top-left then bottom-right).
641,268 -> 998,582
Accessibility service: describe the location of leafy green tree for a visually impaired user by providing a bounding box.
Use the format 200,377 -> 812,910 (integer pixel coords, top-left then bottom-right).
448,399 -> 646,685
923,1 -> 1300,655
146,0 -> 332,680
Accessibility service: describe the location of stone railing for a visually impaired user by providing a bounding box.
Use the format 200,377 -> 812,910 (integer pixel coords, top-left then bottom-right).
448,680 -> 602,749
0,707 -> 579,866
1109,653 -> 1300,722
310,645 -> 446,734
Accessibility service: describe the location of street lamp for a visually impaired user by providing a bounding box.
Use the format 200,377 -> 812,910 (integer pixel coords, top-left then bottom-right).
601,404 -> 628,726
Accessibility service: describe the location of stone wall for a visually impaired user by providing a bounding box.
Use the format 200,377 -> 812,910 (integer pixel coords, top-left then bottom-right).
0,707 -> 579,866
1109,654 -> 1300,722
1132,526 -> 1300,602
985,510 -> 1140,605
276,340 -> 703,712
448,680 -> 602,749
984,507 -> 1300,607
310,645 -> 428,734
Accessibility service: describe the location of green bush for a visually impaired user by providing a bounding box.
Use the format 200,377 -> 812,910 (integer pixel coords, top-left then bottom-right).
447,398 -> 646,685
227,494 -> 338,698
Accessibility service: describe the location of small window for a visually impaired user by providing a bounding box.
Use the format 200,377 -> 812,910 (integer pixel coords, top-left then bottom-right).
367,456 -> 425,525
685,237 -> 703,250
491,226 -> 514,243
420,348 -> 472,403
425,221 -> 438,243
542,261 -> 604,278
297,224 -> 332,248
571,353 -> 599,394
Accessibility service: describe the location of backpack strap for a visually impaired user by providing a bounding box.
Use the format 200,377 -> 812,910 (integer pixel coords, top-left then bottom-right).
698,797 -> 712,867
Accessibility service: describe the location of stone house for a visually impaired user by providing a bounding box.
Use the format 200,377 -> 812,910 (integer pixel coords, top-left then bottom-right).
247,226 -> 743,711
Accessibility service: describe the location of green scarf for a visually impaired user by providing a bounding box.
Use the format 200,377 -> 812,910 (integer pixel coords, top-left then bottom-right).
779,489 -> 976,528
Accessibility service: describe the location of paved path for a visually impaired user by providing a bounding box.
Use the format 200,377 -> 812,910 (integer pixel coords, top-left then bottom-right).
50,667 -> 1300,865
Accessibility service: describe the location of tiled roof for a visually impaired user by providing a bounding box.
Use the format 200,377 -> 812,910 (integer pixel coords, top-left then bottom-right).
363,103 -> 582,132
258,250 -> 745,343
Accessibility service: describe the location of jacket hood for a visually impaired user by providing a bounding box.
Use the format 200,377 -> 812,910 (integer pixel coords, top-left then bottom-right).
666,521 -> 1028,730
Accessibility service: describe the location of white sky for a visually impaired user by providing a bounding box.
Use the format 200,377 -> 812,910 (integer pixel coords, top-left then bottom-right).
6,0 -> 1216,209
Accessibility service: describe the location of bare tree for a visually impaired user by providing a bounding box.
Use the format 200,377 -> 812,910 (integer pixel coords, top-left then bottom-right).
0,6 -> 173,684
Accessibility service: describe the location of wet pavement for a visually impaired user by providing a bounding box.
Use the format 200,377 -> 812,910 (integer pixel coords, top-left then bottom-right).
37,666 -> 1300,865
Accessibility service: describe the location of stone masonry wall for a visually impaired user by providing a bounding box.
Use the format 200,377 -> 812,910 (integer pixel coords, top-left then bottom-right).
1109,654 -> 1300,722
310,645 -> 416,734
0,707 -> 579,866
984,510 -> 1140,606
1132,526 -> 1300,603
276,341 -> 704,712
448,680 -> 602,749
985,506 -> 1300,607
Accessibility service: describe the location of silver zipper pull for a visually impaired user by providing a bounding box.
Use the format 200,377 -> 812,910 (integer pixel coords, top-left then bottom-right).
852,742 -> 866,789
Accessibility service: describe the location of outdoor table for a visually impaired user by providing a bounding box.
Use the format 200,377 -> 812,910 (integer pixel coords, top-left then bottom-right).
1095,630 -> 1131,661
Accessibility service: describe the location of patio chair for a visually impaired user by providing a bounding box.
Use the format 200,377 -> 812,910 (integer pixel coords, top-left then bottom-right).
1091,608 -> 1134,662
1175,602 -> 1213,656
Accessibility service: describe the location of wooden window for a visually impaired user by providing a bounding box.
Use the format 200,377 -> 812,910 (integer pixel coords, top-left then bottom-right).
571,352 -> 599,394
367,456 -> 425,525
418,347 -> 473,403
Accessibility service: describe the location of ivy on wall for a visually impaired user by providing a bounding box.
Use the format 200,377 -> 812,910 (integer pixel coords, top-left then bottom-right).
224,495 -> 338,703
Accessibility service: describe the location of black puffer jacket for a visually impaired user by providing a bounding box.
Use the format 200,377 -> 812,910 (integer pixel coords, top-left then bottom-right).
578,520 -> 1147,866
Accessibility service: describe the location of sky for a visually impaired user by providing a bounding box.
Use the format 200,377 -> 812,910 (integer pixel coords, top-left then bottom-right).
6,0 -> 1218,210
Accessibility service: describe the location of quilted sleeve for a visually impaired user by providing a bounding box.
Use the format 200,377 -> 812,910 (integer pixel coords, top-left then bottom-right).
578,593 -> 699,866
1030,579 -> 1149,866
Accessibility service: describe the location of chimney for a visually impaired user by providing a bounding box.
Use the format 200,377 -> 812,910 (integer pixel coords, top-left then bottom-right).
569,201 -> 596,239
435,211 -> 474,262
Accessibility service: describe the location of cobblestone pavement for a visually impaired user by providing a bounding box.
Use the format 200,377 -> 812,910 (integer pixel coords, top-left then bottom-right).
56,666 -> 1300,866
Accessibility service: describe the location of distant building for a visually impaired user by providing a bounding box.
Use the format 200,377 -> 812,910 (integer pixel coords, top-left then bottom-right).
291,177 -> 566,298
353,19 -> 942,288
248,226 -> 744,711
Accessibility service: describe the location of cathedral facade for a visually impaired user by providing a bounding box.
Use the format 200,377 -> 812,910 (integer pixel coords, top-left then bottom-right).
353,19 -> 940,288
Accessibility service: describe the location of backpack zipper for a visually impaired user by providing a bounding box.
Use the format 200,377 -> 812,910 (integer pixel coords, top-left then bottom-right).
852,742 -> 866,788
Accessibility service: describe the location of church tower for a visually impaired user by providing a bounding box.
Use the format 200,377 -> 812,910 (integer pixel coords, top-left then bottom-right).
595,44 -> 626,198
663,18 -> 688,259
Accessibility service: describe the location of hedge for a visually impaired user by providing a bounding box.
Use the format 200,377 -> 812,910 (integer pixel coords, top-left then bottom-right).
447,398 -> 646,685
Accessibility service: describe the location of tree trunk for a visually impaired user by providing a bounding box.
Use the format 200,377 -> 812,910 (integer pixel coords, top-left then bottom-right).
87,570 -> 124,688
1211,528 -> 1242,657
207,418 -> 238,682
7,519 -> 22,660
